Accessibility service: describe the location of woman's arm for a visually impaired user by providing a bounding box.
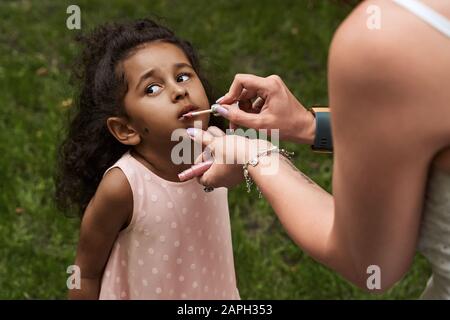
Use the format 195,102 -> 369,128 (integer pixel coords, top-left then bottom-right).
68,168 -> 132,299
183,0 -> 450,292
247,0 -> 447,291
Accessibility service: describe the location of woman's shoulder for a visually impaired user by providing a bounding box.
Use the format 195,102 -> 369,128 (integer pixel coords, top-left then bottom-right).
329,0 -> 450,150
330,1 -> 418,75
331,0 -> 450,74
328,1 -> 416,111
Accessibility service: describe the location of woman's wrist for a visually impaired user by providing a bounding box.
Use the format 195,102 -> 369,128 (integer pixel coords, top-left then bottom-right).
243,144 -> 295,197
304,110 -> 317,145
290,109 -> 316,145
242,139 -> 276,164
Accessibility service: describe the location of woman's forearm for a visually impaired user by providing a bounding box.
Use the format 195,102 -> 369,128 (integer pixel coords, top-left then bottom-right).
247,153 -> 336,265
247,153 -> 375,288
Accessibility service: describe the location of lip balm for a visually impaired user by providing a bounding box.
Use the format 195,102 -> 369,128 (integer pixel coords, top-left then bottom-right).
178,160 -> 214,182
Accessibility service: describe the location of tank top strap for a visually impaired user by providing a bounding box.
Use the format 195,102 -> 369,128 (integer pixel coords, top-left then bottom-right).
393,0 -> 450,38
103,151 -> 138,186
102,151 -> 147,231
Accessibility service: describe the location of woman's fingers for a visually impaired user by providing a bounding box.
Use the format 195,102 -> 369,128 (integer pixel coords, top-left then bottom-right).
215,74 -> 273,130
207,126 -> 226,137
219,74 -> 270,104
197,172 -> 211,188
193,147 -> 214,164
184,149 -> 214,183
178,160 -> 213,182
194,153 -> 203,165
229,121 -> 238,132
237,88 -> 257,102
178,128 -> 217,181
252,97 -> 265,111
228,100 -> 259,132
218,103 -> 264,129
186,128 -> 215,147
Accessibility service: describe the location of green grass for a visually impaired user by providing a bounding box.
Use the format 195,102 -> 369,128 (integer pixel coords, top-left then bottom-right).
0,0 -> 430,299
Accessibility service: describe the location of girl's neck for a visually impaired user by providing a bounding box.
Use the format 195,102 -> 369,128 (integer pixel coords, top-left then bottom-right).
131,144 -> 194,183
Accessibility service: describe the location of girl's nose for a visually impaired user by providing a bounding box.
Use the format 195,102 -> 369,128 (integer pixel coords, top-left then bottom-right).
172,82 -> 188,101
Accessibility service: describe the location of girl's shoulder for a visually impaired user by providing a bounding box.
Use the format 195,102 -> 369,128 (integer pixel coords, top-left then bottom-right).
98,167 -> 133,211
89,166 -> 133,231
84,156 -> 134,231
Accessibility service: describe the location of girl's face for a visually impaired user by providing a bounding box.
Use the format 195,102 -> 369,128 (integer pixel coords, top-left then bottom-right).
120,41 -> 210,146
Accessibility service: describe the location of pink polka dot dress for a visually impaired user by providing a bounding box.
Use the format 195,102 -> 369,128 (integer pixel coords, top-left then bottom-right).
98,151 -> 240,300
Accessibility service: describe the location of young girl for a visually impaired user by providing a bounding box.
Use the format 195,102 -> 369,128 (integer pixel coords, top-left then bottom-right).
55,19 -> 240,300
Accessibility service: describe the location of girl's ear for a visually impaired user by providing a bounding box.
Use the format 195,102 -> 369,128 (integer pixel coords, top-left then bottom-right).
106,117 -> 141,146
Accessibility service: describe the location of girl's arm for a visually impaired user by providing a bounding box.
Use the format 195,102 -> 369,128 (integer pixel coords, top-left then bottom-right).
68,168 -> 132,299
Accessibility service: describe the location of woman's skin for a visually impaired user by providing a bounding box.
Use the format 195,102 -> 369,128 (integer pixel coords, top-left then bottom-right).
186,0 -> 450,292
69,42 -> 213,299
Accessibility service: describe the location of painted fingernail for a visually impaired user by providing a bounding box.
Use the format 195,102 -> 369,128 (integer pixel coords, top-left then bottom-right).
186,128 -> 199,137
216,95 -> 225,103
178,160 -> 214,182
192,161 -> 213,176
178,169 -> 192,182
214,105 -> 229,117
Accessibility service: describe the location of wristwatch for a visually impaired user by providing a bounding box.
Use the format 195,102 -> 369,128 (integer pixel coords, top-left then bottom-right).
310,106 -> 333,153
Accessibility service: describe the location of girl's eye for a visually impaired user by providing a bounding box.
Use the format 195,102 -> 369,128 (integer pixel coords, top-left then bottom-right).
145,84 -> 162,95
177,73 -> 190,82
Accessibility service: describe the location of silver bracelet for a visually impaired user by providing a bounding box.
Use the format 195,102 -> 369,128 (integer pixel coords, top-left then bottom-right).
242,146 -> 295,198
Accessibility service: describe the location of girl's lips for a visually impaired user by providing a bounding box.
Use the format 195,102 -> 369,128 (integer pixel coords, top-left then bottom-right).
178,105 -> 199,118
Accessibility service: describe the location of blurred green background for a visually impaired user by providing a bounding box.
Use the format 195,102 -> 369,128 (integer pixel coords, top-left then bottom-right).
0,0 -> 430,299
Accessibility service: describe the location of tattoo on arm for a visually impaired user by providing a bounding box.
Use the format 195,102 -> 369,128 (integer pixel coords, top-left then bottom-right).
280,156 -> 317,186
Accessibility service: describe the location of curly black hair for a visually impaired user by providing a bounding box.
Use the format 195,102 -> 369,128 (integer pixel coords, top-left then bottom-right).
55,18 -> 225,217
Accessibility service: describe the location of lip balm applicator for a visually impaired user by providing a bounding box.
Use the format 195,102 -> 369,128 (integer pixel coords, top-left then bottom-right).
182,104 -> 221,119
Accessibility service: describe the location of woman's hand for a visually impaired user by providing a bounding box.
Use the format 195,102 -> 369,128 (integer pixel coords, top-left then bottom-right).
178,126 -> 274,188
215,74 -> 316,144
192,126 -> 244,189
